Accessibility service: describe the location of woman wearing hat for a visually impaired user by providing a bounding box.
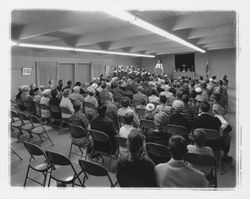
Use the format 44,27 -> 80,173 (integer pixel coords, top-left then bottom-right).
145,103 -> 156,120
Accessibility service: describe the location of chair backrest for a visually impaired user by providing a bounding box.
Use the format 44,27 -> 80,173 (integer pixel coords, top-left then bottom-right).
60,106 -> 72,114
39,104 -> 50,111
78,159 -> 108,177
18,112 -> 29,123
90,129 -> 113,154
114,135 -> 127,148
84,102 -> 96,110
11,110 -> 19,120
69,124 -> 87,138
184,153 -> 216,167
23,141 -> 45,157
184,153 -> 217,187
28,114 -> 41,125
137,108 -> 146,120
140,119 -> 155,131
195,128 -> 221,151
117,175 -> 156,187
167,124 -> 188,136
45,150 -> 71,166
181,113 -> 193,122
50,104 -> 61,113
146,142 -> 171,164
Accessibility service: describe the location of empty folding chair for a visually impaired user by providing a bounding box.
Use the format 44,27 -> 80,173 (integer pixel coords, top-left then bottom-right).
11,110 -> 22,141
11,147 -> 23,160
69,124 -> 91,159
28,115 -> 54,146
146,142 -> 171,165
23,142 -> 51,187
78,159 -> 116,187
45,150 -> 84,187
18,112 -> 34,141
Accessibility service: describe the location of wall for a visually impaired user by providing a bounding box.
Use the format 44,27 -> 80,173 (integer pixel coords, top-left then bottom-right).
11,48 -> 141,97
141,49 -> 236,88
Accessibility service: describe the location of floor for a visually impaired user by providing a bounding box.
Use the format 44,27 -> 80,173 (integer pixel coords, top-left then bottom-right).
10,88 -> 237,188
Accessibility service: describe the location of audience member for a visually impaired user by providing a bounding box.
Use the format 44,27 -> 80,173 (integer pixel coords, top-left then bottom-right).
155,135 -> 208,187
60,89 -> 74,119
40,89 -> 51,120
116,129 -> 156,187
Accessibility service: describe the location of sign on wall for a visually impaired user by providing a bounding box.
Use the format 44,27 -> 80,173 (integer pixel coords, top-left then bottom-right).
22,67 -> 32,76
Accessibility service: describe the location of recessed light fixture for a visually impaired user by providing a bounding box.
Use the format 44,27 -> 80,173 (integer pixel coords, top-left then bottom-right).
105,11 -> 206,53
12,42 -> 155,58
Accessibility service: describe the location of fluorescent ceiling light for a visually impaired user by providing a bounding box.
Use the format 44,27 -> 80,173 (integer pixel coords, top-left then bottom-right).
12,42 -> 155,58
106,11 -> 206,53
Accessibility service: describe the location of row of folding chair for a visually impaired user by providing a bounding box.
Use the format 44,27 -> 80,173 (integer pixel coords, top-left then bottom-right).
23,141 -> 116,187
11,110 -> 54,146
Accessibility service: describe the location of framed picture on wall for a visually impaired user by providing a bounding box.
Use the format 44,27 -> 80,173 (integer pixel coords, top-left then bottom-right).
22,67 -> 32,76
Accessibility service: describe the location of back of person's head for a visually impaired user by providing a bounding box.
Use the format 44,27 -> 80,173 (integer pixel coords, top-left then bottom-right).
101,82 -> 107,89
182,94 -> 189,104
67,80 -> 72,86
176,91 -> 183,99
190,90 -> 196,98
193,129 -> 206,147
172,100 -> 184,113
63,89 -> 71,98
51,89 -> 57,98
200,101 -> 210,113
73,86 -> 80,93
213,93 -> 221,102
73,100 -> 82,111
154,112 -> 169,129
200,76 -> 204,81
58,79 -> 63,85
128,129 -> 145,159
219,80 -> 223,86
151,89 -> 158,96
97,105 -> 107,117
160,95 -> 167,104
121,97 -> 130,108
169,135 -> 187,160
201,82 -> 207,89
75,81 -> 81,87
124,112 -> 134,125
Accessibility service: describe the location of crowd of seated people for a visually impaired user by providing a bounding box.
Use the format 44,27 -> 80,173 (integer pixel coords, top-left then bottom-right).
12,67 -> 232,187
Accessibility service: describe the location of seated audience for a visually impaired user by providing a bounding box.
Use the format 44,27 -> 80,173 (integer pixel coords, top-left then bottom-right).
91,105 -> 117,149
70,86 -> 84,103
56,79 -> 63,92
21,85 -> 34,113
70,101 -> 91,147
187,129 -> 214,175
116,129 -> 157,187
84,86 -> 98,109
148,89 -> 160,104
119,112 -> 136,156
145,112 -> 170,146
145,103 -> 156,120
60,89 -> 74,119
133,86 -> 148,106
155,95 -> 171,115
49,89 -> 61,120
62,80 -> 72,91
40,89 -> 51,120
155,135 -> 208,187
33,88 -> 41,116
118,97 -> 139,126
169,100 -> 192,132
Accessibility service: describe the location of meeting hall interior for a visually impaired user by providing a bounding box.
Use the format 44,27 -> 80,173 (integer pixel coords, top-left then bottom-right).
9,9 -> 237,189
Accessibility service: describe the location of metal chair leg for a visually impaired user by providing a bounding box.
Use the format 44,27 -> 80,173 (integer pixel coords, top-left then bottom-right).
69,143 -> 73,158
23,166 -> 30,187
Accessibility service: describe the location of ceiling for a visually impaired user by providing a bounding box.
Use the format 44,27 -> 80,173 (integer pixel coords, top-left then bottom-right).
11,10 -> 236,56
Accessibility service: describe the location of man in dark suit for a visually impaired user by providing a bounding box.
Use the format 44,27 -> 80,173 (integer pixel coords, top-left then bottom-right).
91,105 -> 118,151
194,101 -> 232,162
194,101 -> 221,131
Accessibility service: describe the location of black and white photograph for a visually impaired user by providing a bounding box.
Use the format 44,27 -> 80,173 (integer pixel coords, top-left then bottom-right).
1,0 -> 250,198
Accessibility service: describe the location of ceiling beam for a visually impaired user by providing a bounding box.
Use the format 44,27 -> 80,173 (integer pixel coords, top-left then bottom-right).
19,12 -> 112,40
188,24 -> 235,39
75,25 -> 152,47
173,12 -> 235,30
196,34 -> 235,45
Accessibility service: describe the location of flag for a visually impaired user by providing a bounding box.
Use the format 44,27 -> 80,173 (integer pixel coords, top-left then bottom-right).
205,60 -> 209,78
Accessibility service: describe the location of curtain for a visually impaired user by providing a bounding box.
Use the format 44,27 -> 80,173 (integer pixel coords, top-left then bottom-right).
36,61 -> 58,87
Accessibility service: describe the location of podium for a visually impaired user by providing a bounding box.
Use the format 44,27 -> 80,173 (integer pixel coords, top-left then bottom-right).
172,71 -> 195,79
